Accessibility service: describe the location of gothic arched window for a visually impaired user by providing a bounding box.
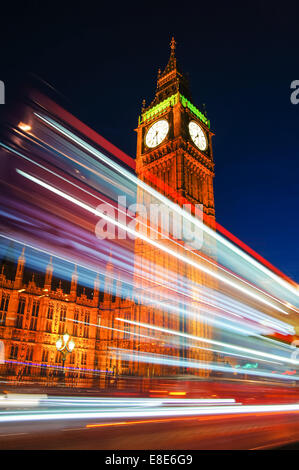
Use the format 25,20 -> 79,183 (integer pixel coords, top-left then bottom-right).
16,297 -> 25,328
10,344 -> 18,360
0,293 -> 9,324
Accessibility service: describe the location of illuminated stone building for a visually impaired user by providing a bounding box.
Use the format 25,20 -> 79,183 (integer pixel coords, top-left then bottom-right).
0,39 -> 216,387
0,247 -> 134,387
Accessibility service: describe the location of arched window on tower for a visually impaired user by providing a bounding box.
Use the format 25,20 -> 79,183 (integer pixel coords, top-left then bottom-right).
17,297 -> 25,314
81,351 -> 87,366
10,344 -> 18,360
96,316 -> 101,340
73,309 -> 79,336
69,351 -> 75,365
47,303 -> 54,319
46,303 -> 54,333
83,311 -> 90,338
55,351 -> 61,364
26,347 -> 33,361
0,293 -> 9,325
32,300 -> 39,316
123,313 -> 130,340
59,305 -> 67,334
30,300 -> 40,330
42,349 -> 49,363
16,297 -> 26,328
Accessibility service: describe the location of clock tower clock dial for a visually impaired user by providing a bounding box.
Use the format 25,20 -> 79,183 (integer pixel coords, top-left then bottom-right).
145,119 -> 169,148
188,121 -> 207,151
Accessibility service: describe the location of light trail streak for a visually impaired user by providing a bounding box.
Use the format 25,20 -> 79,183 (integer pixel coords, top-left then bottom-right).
0,234 -> 114,285
1,201 -> 291,337
0,233 -> 294,365
4,396 -> 236,408
114,348 -> 299,381
69,316 -> 160,343
190,344 -> 283,366
0,231 -> 292,344
5,120 -> 292,313
6,297 -> 289,378
0,140 -> 216,276
0,141 -> 133,208
3,359 -> 111,375
131,260 -> 293,335
34,113 -> 299,300
115,318 -> 299,366
1,141 -> 296,323
59,317 -> 286,367
1,403 -> 299,423
84,410 -> 299,427
15,168 -> 290,315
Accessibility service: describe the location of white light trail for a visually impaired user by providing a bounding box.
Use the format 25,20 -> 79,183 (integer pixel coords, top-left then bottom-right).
16,168 -> 289,315
1,403 -> 299,423
115,348 -> 298,381
2,140 -> 296,322
5,138 -> 285,315
115,318 -> 299,366
61,316 -> 285,367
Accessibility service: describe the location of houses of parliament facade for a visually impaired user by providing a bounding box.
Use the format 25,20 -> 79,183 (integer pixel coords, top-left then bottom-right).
0,39 -> 216,388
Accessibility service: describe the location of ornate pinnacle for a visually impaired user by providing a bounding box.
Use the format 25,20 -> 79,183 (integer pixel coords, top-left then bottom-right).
170,36 -> 176,53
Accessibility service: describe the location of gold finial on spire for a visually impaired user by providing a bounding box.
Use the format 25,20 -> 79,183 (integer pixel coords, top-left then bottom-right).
170,36 -> 176,53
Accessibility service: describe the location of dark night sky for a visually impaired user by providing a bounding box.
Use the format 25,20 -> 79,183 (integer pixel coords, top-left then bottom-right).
1,1 -> 298,281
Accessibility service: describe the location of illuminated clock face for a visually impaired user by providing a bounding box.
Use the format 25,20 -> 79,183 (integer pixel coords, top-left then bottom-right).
145,119 -> 169,148
188,121 -> 207,151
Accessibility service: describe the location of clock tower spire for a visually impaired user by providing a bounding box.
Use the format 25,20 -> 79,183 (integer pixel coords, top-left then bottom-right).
144,37 -> 193,111
136,38 -> 215,221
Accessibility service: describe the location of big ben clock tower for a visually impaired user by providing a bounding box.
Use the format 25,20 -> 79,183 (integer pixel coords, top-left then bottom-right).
132,38 -> 216,377
136,37 -> 215,221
